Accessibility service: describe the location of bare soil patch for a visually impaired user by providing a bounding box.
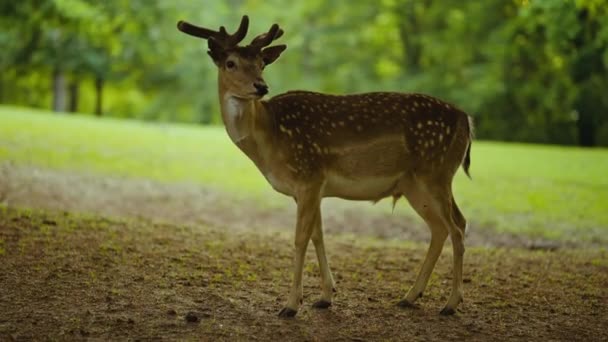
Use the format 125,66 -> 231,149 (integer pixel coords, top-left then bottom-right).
0,207 -> 606,341
0,163 -> 574,249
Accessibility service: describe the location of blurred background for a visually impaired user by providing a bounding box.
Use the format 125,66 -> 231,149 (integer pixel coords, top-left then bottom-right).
1,0 -> 607,146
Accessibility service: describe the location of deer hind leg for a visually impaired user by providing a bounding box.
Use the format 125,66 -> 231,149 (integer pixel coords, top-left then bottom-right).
452,198 -> 467,235
310,209 -> 335,309
440,196 -> 466,315
398,182 -> 449,308
278,185 -> 322,318
419,185 -> 465,315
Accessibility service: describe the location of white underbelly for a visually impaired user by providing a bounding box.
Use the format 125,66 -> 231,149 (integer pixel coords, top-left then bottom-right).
323,171 -> 402,200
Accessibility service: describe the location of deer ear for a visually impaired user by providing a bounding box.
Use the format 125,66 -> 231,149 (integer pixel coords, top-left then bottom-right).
262,45 -> 287,66
207,39 -> 225,66
207,50 -> 223,66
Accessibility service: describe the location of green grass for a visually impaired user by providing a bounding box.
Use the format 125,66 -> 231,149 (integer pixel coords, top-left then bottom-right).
1,105 -> 607,242
0,106 -> 271,197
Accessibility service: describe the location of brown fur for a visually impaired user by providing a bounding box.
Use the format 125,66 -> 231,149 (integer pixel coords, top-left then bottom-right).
263,91 -> 472,184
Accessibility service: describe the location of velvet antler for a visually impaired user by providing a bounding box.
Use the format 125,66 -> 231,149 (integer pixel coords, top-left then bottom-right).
177,15 -> 249,49
249,23 -> 284,50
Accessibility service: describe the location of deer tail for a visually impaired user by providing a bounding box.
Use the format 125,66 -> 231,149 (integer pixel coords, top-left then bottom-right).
462,116 -> 474,179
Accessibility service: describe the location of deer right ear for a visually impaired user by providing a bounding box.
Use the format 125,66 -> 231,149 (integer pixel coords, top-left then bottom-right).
262,45 -> 287,66
207,39 -> 225,66
207,51 -> 223,66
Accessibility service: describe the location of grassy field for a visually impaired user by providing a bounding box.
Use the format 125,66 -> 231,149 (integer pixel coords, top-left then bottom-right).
1,105 -> 608,243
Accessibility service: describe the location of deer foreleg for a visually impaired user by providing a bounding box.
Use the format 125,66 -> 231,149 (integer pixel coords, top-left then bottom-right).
279,185 -> 322,318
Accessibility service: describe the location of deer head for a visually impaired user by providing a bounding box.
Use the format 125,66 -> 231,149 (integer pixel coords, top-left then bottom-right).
177,15 -> 287,100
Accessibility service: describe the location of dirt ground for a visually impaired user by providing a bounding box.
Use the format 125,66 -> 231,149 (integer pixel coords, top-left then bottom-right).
1,163 -> 607,341
0,163 -> 577,249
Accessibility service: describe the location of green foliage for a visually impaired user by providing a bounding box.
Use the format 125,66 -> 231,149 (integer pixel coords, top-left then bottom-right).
0,0 -> 607,145
1,106 -> 607,243
485,0 -> 608,146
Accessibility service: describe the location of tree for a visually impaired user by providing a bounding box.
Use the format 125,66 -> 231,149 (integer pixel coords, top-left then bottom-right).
484,0 -> 608,145
1,0 -> 606,146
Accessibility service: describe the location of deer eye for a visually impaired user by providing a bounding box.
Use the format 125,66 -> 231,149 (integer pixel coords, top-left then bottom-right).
226,60 -> 236,69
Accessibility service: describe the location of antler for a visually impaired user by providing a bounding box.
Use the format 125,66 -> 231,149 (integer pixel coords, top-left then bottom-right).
249,23 -> 284,50
177,15 -> 249,49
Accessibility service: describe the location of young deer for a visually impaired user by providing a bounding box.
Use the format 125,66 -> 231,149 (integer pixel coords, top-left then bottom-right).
178,15 -> 473,318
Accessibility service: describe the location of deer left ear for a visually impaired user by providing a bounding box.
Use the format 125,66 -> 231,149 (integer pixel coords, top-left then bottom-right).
262,45 -> 287,66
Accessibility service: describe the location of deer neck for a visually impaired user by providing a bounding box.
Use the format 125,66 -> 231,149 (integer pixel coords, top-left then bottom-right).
218,81 -> 274,173
219,93 -> 255,144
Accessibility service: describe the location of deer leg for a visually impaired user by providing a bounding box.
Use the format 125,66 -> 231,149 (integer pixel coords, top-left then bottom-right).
440,198 -> 466,315
399,221 -> 447,307
397,178 -> 470,312
451,198 -> 467,235
278,187 -> 322,318
310,210 -> 335,309
398,184 -> 448,307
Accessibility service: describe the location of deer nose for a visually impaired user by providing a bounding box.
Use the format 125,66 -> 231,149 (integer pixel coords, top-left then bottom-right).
254,82 -> 268,96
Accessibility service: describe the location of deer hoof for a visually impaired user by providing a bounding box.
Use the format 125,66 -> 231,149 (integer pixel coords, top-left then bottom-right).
439,306 -> 456,316
312,300 -> 331,309
397,299 -> 418,309
278,307 -> 297,318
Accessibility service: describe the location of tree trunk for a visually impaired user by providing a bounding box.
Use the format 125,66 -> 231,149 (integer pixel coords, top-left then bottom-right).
94,77 -> 103,116
68,80 -> 79,113
577,116 -> 595,147
396,0 -> 431,74
574,85 -> 602,147
571,8 -> 601,147
52,68 -> 67,112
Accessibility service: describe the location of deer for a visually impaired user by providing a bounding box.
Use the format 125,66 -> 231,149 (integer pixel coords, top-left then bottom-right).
177,15 -> 473,318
